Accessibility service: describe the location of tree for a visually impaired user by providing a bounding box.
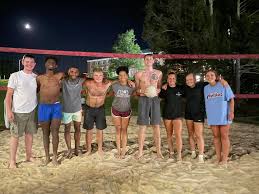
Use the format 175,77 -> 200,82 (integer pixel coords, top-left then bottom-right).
143,0 -> 221,54
142,0 -> 259,90
108,29 -> 143,77
142,0 -> 224,77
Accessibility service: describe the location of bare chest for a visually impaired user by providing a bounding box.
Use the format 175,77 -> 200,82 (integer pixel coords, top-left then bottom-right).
139,71 -> 159,84
88,85 -> 108,97
40,76 -> 61,88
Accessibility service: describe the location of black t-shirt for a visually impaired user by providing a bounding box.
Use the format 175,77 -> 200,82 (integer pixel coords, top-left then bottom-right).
184,82 -> 208,115
159,85 -> 185,119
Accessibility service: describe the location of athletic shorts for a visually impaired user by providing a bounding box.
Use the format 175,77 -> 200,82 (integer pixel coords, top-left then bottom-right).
163,116 -> 183,120
111,107 -> 131,118
10,108 -> 37,137
162,108 -> 183,120
137,96 -> 161,125
38,103 -> 62,122
185,111 -> 205,123
62,110 -> 82,124
83,105 -> 107,130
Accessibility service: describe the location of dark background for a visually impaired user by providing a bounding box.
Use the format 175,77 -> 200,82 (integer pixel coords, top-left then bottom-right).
0,0 -> 147,74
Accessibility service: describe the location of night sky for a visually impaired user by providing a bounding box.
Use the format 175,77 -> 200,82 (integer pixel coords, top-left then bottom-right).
0,0 -> 147,74
0,0 -> 147,51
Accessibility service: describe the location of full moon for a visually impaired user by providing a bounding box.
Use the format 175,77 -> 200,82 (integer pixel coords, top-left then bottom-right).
24,23 -> 31,30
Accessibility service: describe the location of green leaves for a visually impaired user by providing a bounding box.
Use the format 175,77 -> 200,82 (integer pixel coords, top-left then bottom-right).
109,29 -> 143,78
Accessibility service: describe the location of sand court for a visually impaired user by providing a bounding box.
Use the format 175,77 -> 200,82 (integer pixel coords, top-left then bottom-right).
0,116 -> 258,194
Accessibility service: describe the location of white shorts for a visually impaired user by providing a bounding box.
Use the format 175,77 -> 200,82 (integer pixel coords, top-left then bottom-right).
62,110 -> 82,124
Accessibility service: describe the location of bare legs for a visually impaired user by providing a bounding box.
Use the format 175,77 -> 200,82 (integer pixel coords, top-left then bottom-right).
25,133 -> 34,161
186,120 -> 196,155
137,125 -> 146,159
85,130 -> 93,155
112,116 -> 130,158
9,136 -> 19,168
137,124 -> 163,159
211,125 -> 230,164
41,119 -> 61,166
64,123 -> 72,158
186,120 -> 205,161
85,129 -> 104,156
64,121 -> 81,158
74,122 -> 81,156
164,119 -> 182,161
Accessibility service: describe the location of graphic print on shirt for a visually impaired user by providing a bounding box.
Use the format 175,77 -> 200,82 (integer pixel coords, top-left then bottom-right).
176,91 -> 182,97
206,92 -> 223,99
115,89 -> 130,98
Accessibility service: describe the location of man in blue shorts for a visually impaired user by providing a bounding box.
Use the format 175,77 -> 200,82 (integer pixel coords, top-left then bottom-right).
37,56 -> 64,166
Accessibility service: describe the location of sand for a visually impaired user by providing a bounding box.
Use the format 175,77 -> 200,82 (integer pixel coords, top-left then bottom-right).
0,117 -> 259,194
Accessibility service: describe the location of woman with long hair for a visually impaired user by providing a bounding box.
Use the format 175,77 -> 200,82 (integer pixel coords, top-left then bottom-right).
204,70 -> 235,165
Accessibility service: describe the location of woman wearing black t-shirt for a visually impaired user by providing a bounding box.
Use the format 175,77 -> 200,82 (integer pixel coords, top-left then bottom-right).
159,72 -> 184,161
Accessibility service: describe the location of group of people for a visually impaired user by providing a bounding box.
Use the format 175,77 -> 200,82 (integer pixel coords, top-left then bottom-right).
5,53 -> 235,169
160,71 -> 234,164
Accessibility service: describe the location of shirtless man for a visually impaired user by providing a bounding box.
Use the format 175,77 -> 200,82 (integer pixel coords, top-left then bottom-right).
135,54 -> 163,159
37,56 -> 64,165
82,68 -> 112,156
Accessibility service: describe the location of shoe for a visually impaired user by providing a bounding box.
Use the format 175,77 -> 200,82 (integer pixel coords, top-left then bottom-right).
198,154 -> 204,163
191,151 -> 197,159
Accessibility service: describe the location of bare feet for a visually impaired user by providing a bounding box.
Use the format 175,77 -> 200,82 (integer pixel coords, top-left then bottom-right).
218,160 -> 228,168
169,152 -> 175,159
83,144 -> 88,151
135,152 -> 144,160
121,149 -> 126,159
115,149 -> 122,159
115,153 -> 121,159
156,152 -> 164,159
44,157 -> 51,166
219,160 -> 228,165
98,149 -> 104,157
177,154 -> 182,162
26,157 -> 35,162
8,161 -> 17,169
52,155 -> 59,166
85,150 -> 92,156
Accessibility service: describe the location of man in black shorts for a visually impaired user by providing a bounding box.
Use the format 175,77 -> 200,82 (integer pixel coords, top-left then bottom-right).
82,68 -> 111,156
